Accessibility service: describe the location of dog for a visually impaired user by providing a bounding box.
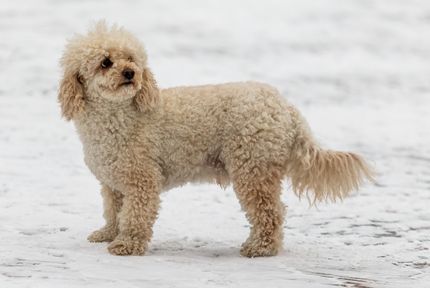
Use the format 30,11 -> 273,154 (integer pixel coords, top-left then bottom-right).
58,22 -> 373,257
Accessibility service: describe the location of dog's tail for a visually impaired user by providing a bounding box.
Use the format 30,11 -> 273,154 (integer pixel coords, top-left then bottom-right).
286,108 -> 374,204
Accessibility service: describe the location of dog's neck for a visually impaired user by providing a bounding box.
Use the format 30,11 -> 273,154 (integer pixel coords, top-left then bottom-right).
74,96 -> 140,145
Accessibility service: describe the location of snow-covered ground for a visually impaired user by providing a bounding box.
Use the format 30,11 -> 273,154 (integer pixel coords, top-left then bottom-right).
0,0 -> 429,287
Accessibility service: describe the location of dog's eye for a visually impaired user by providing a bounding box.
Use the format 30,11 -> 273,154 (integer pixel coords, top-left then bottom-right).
101,58 -> 113,69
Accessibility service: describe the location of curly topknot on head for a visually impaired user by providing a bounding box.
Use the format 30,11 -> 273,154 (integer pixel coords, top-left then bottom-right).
60,21 -> 148,79
58,21 -> 159,120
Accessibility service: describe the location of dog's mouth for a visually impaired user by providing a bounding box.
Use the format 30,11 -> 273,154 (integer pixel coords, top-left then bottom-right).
119,80 -> 134,87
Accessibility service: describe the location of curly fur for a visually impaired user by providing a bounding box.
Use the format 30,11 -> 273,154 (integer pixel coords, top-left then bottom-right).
59,22 -> 374,257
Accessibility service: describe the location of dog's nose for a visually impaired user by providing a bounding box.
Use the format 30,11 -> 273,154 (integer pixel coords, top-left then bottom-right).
122,69 -> 135,80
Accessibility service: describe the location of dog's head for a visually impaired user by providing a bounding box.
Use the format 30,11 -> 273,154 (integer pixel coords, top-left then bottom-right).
58,21 -> 159,120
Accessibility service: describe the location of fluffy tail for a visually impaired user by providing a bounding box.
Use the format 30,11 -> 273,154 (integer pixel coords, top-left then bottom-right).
287,109 -> 374,204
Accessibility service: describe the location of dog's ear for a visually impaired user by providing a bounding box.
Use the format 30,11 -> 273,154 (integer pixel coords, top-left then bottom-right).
134,68 -> 160,112
58,71 -> 85,121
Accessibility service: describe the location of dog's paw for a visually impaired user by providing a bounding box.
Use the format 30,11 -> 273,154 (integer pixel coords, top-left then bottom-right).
87,228 -> 117,243
240,239 -> 280,258
107,237 -> 147,256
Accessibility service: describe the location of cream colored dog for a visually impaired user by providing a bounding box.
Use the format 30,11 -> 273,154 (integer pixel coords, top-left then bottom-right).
58,22 -> 373,257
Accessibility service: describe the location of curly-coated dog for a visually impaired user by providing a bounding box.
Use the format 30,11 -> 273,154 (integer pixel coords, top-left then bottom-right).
58,22 -> 373,257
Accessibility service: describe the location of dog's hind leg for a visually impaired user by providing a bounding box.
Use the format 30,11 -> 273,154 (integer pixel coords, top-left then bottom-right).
232,164 -> 285,257
88,185 -> 123,242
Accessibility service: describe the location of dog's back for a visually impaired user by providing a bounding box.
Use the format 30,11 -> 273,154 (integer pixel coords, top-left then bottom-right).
156,82 -> 295,189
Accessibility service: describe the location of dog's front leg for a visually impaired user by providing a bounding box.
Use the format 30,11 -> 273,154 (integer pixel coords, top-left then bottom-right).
107,169 -> 161,256
88,185 -> 123,243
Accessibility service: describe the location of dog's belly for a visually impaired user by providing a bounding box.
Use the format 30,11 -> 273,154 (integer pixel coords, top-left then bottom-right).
161,147 -> 230,191
162,165 -> 230,191
83,143 -> 231,192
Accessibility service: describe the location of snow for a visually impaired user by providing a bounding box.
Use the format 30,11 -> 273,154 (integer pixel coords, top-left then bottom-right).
0,0 -> 429,287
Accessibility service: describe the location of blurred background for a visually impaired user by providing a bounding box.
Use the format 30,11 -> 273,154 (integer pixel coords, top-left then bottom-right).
0,0 -> 429,287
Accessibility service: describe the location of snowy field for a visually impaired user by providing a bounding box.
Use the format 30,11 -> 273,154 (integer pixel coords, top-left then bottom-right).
0,0 -> 429,287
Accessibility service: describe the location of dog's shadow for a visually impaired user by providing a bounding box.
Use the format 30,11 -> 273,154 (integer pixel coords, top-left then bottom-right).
147,238 -> 240,258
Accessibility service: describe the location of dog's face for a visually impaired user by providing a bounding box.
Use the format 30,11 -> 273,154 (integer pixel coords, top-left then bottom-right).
84,48 -> 144,101
58,22 -> 159,120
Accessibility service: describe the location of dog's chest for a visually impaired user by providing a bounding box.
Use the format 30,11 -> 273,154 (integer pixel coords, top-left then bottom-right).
76,116 -> 133,187
85,136 -> 120,172
86,134 -> 127,185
